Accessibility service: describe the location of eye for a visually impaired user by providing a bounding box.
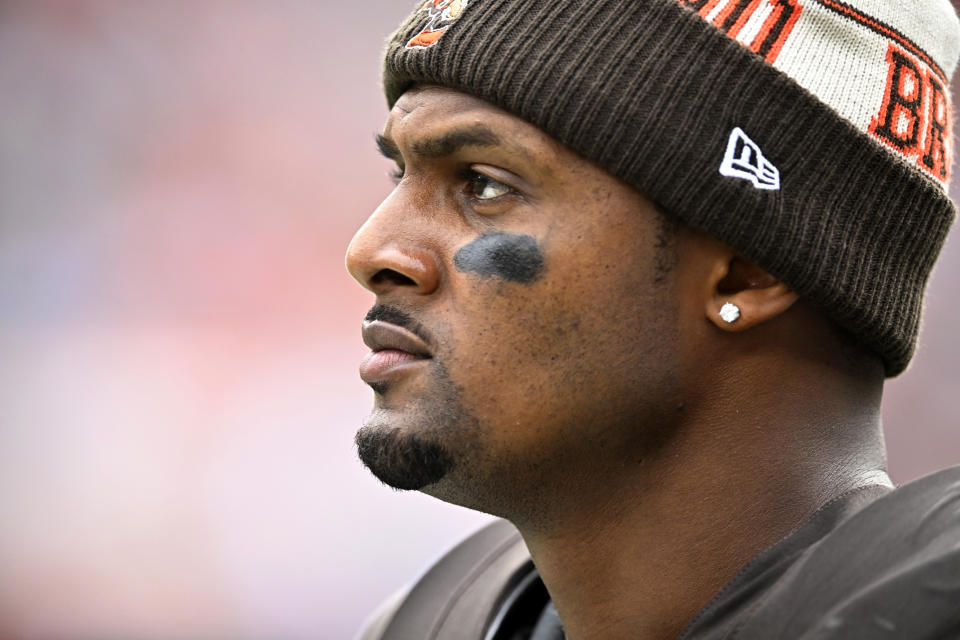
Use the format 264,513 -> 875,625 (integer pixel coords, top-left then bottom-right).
389,167 -> 404,185
466,170 -> 512,200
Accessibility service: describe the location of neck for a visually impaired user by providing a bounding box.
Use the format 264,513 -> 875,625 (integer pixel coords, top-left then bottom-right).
513,357 -> 888,640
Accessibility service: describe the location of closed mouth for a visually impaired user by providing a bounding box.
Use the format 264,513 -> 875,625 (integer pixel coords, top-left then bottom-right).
361,320 -> 432,357
359,320 -> 432,385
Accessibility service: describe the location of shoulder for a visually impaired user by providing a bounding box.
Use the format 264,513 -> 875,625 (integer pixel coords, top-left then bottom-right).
355,518 -> 546,640
738,467 -> 960,639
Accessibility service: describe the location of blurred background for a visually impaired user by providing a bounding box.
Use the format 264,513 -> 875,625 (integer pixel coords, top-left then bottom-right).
0,1 -> 957,638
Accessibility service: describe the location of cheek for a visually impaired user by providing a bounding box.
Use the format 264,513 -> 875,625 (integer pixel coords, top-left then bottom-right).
446,266 -> 618,419
449,231 -> 568,373
449,222 -> 658,367
445,224 -> 674,428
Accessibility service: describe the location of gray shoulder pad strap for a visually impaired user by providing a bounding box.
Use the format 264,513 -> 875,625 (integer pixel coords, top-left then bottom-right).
362,518 -> 535,639
354,585 -> 411,640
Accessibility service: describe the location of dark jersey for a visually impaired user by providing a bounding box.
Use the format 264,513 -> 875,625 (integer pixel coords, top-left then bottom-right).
359,467 -> 960,639
680,467 -> 960,639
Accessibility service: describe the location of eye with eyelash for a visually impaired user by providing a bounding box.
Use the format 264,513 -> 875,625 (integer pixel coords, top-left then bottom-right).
463,169 -> 512,201
385,163 -> 515,203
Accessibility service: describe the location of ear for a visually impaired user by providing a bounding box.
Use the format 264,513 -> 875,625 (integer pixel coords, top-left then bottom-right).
705,255 -> 799,332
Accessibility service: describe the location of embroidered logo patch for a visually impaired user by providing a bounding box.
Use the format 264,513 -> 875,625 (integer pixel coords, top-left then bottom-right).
719,127 -> 781,190
405,0 -> 470,49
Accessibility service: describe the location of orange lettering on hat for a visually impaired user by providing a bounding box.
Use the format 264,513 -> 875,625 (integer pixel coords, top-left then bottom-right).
870,43 -> 952,184
676,0 -> 801,64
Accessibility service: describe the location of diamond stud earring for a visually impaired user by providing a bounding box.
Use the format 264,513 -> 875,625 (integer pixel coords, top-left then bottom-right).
719,302 -> 741,324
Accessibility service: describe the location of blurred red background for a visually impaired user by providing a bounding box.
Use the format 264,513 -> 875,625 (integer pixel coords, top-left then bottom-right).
0,1 -> 957,638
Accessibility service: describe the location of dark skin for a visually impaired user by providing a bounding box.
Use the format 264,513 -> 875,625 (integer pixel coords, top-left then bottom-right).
346,86 -> 890,640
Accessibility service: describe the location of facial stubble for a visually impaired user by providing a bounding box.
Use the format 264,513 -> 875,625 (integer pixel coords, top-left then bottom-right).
355,358 -> 480,491
354,234 -> 548,493
354,219 -> 679,500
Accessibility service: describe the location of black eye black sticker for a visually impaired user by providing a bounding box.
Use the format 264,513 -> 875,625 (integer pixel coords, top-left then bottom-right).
453,232 -> 544,284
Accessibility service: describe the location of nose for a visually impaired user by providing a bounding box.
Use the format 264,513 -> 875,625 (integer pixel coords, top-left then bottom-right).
345,198 -> 441,297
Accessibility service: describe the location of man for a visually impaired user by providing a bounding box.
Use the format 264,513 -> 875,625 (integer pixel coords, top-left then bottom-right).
346,0 -> 960,638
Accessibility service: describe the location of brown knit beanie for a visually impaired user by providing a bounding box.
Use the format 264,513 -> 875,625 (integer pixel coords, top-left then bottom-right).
381,0 -> 960,376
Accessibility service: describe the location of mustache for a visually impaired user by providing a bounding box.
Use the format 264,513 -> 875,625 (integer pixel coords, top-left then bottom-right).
364,304 -> 433,345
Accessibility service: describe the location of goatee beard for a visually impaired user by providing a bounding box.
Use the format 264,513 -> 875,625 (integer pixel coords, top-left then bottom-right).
355,424 -> 455,491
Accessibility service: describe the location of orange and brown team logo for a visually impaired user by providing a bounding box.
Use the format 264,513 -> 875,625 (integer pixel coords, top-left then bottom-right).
405,0 -> 470,49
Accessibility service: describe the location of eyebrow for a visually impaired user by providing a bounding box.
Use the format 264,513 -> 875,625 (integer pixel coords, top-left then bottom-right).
375,124 -> 503,162
376,133 -> 401,162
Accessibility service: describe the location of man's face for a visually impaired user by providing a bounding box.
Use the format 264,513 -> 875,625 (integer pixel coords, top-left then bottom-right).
346,87 -> 690,518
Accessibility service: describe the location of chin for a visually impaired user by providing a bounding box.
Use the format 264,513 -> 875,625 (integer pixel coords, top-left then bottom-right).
355,419 -> 456,491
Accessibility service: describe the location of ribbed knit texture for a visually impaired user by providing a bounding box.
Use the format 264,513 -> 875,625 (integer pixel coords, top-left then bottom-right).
382,0 -> 959,376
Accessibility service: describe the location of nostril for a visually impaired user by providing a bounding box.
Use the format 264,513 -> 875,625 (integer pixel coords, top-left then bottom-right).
371,268 -> 417,287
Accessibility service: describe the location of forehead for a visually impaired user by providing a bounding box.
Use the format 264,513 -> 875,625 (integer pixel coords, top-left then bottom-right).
384,86 -> 564,161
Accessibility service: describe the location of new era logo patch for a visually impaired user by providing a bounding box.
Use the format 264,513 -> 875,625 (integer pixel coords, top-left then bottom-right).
719,127 -> 780,191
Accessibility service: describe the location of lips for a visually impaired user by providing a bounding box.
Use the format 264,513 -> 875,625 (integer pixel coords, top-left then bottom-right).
359,320 -> 431,384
